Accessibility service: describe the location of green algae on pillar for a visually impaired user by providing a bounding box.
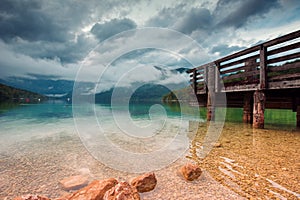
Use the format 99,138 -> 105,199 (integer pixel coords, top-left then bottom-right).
297,106 -> 300,128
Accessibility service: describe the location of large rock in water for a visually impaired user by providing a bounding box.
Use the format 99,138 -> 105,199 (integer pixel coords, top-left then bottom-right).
14,194 -> 50,200
59,175 -> 89,191
130,172 -> 157,193
57,178 -> 118,200
180,163 -> 202,181
103,181 -> 140,200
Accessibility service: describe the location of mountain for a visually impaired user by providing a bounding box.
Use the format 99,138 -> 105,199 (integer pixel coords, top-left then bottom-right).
0,66 -> 191,101
0,77 -> 74,95
0,83 -> 46,103
95,84 -> 173,104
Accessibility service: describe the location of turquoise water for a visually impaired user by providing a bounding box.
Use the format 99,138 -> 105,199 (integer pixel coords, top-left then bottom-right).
0,101 -> 298,199
1,101 -> 296,126
0,101 -> 296,148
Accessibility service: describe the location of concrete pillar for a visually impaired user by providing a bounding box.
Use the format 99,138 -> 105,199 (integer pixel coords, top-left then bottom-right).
243,93 -> 253,123
297,106 -> 300,128
253,90 -> 265,129
207,91 -> 215,121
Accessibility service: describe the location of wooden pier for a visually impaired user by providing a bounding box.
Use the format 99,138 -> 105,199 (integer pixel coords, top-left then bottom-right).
187,30 -> 300,128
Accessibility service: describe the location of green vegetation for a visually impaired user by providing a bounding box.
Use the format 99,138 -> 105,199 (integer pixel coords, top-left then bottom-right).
162,86 -> 195,103
268,59 -> 300,78
0,83 -> 46,103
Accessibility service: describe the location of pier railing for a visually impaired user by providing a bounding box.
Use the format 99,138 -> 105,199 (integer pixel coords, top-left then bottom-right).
188,30 -> 300,94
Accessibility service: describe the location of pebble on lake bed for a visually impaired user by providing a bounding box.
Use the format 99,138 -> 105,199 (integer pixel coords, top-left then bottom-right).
180,163 -> 202,181
57,178 -> 118,200
13,194 -> 50,200
212,142 -> 222,148
104,181 -> 140,200
59,175 -> 89,191
130,172 -> 157,193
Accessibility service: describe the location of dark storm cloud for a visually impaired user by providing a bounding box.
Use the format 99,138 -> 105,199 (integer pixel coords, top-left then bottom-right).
10,33 -> 96,63
146,4 -> 187,28
0,0 -> 103,63
146,5 -> 214,35
0,0 -> 69,42
215,0 -> 280,28
147,0 -> 280,34
90,18 -> 137,41
173,7 -> 213,34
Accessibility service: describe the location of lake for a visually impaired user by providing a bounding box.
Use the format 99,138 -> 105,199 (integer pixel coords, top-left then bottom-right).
0,101 -> 299,199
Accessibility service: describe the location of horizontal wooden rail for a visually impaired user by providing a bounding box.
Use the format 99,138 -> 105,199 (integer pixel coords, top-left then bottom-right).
188,29 -> 300,94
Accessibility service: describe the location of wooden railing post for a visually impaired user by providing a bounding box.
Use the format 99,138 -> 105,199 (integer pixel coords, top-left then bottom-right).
245,58 -> 257,83
259,45 -> 267,90
204,65 -> 208,94
192,70 -> 197,94
215,62 -> 220,92
207,65 -> 215,121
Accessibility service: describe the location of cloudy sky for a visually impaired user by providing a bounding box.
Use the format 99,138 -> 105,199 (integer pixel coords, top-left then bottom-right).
0,0 -> 299,93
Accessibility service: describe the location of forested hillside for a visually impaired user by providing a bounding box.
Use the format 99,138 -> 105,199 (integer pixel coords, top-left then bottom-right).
0,83 -> 46,103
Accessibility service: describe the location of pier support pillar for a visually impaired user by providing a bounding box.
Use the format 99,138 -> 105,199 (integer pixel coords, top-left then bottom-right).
297,106 -> 300,128
253,90 -> 265,129
207,92 -> 215,121
243,93 -> 253,123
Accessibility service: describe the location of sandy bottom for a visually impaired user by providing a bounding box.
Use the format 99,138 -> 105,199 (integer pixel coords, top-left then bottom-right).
189,122 -> 300,200
0,121 -> 299,199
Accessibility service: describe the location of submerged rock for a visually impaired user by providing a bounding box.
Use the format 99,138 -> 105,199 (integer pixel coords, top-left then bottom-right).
212,142 -> 222,148
57,178 -> 118,200
59,175 -> 89,191
104,181 -> 140,200
130,172 -> 157,193
180,163 -> 202,181
14,194 -> 50,200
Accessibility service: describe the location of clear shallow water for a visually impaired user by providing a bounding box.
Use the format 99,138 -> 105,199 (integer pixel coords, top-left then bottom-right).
0,101 -> 299,199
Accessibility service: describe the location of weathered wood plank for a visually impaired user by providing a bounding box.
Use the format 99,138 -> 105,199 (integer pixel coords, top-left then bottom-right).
263,30 -> 300,47
268,73 -> 300,81
267,52 -> 300,64
215,62 -> 221,92
192,62 -> 214,72
221,83 -> 258,92
219,54 -> 259,69
216,46 -> 260,63
268,62 -> 300,72
186,68 -> 195,73
260,45 -> 267,89
189,30 -> 300,100
222,70 -> 260,81
220,64 -> 258,75
268,79 -> 300,89
267,41 -> 300,56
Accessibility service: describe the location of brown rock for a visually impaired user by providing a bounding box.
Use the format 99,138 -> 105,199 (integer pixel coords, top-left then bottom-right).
212,142 -> 222,148
59,175 -> 89,191
59,178 -> 118,200
180,163 -> 202,181
104,181 -> 140,200
14,194 -> 50,200
130,172 -> 157,193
